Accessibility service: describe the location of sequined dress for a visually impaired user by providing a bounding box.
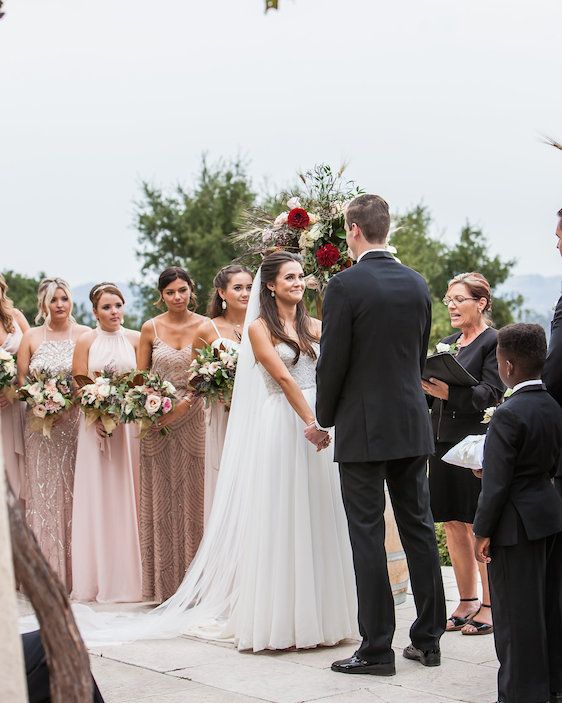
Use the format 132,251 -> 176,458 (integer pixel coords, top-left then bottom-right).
71,327 -> 142,603
24,329 -> 79,591
1,319 -> 26,499
140,321 -> 205,602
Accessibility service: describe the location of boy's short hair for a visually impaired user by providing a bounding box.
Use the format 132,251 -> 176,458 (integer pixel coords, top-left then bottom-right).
497,323 -> 547,376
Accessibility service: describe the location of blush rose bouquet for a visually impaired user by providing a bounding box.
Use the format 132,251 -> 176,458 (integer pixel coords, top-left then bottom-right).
121,371 -> 177,438
188,343 -> 238,410
75,369 -> 128,437
0,347 -> 18,401
19,369 -> 74,438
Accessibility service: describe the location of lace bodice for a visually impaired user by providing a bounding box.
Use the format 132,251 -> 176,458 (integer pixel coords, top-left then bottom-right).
260,342 -> 318,395
30,340 -> 75,376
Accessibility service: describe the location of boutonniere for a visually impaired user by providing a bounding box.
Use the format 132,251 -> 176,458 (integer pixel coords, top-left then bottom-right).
481,389 -> 513,424
435,341 -> 460,356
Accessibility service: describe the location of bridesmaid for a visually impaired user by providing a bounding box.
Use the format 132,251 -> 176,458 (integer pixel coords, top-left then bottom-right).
192,265 -> 253,523
71,283 -> 142,603
0,274 -> 30,501
138,266 -> 207,602
17,278 -> 89,590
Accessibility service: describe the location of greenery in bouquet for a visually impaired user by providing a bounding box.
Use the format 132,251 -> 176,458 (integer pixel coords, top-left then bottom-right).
0,347 -> 17,400
121,371 -> 177,438
233,164 -> 365,291
19,369 -> 73,438
75,368 -> 129,437
188,343 -> 238,409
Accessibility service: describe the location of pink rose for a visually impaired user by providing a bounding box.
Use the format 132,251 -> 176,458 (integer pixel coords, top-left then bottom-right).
144,394 -> 162,416
161,397 -> 172,414
32,404 -> 47,419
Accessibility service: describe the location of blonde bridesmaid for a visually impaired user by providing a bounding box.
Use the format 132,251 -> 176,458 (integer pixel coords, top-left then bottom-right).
138,267 -> 206,602
192,265 -> 253,523
71,283 -> 142,603
17,278 -> 89,590
0,275 -> 30,501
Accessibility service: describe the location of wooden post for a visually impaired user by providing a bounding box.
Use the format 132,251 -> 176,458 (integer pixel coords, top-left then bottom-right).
8,486 -> 93,702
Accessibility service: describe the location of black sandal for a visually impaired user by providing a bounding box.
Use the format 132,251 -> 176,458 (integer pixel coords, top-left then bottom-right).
461,604 -> 493,636
446,597 -> 480,632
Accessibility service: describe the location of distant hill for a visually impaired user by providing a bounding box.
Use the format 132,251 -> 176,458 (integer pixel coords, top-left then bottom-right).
498,274 -> 561,316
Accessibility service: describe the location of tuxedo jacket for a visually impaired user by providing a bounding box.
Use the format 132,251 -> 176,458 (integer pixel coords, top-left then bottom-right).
473,384 -> 562,546
544,294 -> 562,480
316,251 -> 434,463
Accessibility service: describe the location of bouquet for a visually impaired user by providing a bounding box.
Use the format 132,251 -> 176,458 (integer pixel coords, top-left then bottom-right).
233,164 -> 398,293
19,369 -> 73,438
0,347 -> 17,401
188,343 -> 238,409
75,369 -> 128,436
121,371 -> 177,438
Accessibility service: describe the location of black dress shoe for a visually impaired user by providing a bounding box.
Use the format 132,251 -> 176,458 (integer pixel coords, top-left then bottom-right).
550,693 -> 562,702
331,653 -> 396,676
402,643 -> 441,667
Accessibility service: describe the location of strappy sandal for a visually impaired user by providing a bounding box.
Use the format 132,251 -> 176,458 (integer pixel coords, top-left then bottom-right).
461,604 -> 493,636
446,597 -> 480,632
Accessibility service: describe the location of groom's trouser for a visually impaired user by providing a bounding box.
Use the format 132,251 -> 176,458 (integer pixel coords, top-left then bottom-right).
339,456 -> 446,663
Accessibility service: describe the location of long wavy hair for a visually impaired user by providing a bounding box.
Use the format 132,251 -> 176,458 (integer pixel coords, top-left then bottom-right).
0,275 -> 15,334
35,277 -> 76,325
207,264 -> 253,319
259,251 -> 317,364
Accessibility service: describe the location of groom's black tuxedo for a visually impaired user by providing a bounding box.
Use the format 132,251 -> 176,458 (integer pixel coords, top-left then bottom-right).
316,251 -> 434,461
544,293 -> 562,494
316,251 -> 445,664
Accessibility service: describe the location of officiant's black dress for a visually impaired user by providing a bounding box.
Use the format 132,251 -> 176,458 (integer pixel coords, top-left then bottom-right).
428,327 -> 503,524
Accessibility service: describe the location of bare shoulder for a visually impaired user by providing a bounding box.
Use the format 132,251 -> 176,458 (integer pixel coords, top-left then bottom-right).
21,326 -> 42,344
308,317 -> 322,339
140,318 -> 156,336
249,318 -> 268,336
12,309 -> 30,330
73,324 -> 92,338
191,313 -> 208,328
75,328 -> 96,349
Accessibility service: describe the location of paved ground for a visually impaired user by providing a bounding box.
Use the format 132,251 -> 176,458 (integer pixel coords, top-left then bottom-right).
21,567 -> 499,703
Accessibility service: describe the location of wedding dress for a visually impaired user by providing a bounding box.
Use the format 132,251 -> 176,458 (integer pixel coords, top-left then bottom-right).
38,269 -> 359,650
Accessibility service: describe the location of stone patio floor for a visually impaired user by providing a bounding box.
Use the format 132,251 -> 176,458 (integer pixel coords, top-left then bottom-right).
21,566 -> 499,703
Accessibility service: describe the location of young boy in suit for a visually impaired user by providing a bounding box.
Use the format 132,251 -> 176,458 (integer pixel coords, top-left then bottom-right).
473,323 -> 562,703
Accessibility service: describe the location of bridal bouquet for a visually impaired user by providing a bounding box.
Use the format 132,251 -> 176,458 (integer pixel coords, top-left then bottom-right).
233,164 -> 397,291
19,369 -> 73,438
0,348 -> 17,400
75,370 -> 128,436
121,371 -> 177,438
188,343 -> 238,409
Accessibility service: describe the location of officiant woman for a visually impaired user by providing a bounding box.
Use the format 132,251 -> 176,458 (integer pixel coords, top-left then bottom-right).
422,272 -> 503,637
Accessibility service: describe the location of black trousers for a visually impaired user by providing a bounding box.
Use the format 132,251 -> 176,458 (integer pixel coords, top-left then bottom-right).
339,456 -> 446,662
489,527 -> 562,703
22,630 -> 105,703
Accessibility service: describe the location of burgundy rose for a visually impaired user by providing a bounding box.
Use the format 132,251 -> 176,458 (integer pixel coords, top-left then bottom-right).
316,242 -> 341,268
287,207 -> 310,230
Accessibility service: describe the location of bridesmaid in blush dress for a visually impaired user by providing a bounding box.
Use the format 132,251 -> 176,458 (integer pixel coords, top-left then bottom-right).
71,283 -> 142,603
191,265 -> 253,524
138,267 -> 207,602
0,274 -> 29,500
17,278 -> 90,590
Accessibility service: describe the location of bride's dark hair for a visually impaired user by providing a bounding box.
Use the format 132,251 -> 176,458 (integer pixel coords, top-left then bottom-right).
259,251 -> 317,365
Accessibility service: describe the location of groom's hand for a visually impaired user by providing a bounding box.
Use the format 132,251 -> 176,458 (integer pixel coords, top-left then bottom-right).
304,424 -> 329,448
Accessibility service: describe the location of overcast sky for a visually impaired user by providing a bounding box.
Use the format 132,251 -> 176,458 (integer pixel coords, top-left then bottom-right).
1,0 -> 561,287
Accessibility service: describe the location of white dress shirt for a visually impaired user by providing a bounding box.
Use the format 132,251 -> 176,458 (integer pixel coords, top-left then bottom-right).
356,248 -> 389,263
511,379 -> 543,394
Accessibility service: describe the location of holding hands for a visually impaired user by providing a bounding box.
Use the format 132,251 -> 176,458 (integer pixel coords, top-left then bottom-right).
304,422 -> 331,452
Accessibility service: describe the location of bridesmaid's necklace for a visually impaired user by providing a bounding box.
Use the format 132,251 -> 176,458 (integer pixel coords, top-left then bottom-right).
222,314 -> 243,342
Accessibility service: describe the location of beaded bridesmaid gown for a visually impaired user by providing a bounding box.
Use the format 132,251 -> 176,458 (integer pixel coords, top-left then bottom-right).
1,319 -> 26,499
203,319 -> 238,524
71,327 -> 142,603
140,320 -> 205,602
25,327 -> 80,591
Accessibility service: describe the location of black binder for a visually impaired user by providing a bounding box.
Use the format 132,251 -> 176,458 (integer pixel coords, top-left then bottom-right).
422,353 -> 478,387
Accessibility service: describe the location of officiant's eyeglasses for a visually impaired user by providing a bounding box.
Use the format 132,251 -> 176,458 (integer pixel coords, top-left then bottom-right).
442,295 -> 478,306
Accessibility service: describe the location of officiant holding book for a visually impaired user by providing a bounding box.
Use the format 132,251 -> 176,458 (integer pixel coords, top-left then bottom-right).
423,272 -> 503,636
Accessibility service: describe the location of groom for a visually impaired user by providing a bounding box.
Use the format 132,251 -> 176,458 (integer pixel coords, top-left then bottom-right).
313,194 -> 446,676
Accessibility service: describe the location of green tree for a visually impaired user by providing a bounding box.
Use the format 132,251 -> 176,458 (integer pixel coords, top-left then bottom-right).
392,207 -> 521,346
2,270 -> 44,325
134,156 -> 256,319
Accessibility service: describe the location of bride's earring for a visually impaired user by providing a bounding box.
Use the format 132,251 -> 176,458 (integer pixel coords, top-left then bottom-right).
271,290 -> 275,298
221,299 -> 227,310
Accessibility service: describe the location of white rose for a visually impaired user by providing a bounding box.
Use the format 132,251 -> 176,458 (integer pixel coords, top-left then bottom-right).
27,382 -> 42,397
96,383 -> 111,399
287,197 -> 301,209
298,230 -> 312,251
435,343 -> 450,354
273,212 -> 289,227
144,394 -> 161,416
162,381 -> 176,395
95,376 -> 108,385
308,223 -> 323,241
33,403 -> 47,419
52,391 -> 65,407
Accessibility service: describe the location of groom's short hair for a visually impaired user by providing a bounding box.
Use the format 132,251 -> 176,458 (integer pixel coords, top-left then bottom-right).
346,194 -> 390,243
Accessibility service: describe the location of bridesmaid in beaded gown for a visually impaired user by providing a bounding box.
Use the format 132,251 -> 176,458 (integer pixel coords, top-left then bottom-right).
17,278 -> 89,590
191,265 -> 253,523
138,267 -> 207,602
71,283 -> 142,603
0,274 -> 30,500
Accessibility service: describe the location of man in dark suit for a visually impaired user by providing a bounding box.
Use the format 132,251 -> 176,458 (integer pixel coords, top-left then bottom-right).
543,208 -> 562,496
312,194 -> 446,676
473,323 -> 562,703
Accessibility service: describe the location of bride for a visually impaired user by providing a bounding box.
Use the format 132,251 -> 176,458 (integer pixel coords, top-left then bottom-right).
69,251 -> 359,651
